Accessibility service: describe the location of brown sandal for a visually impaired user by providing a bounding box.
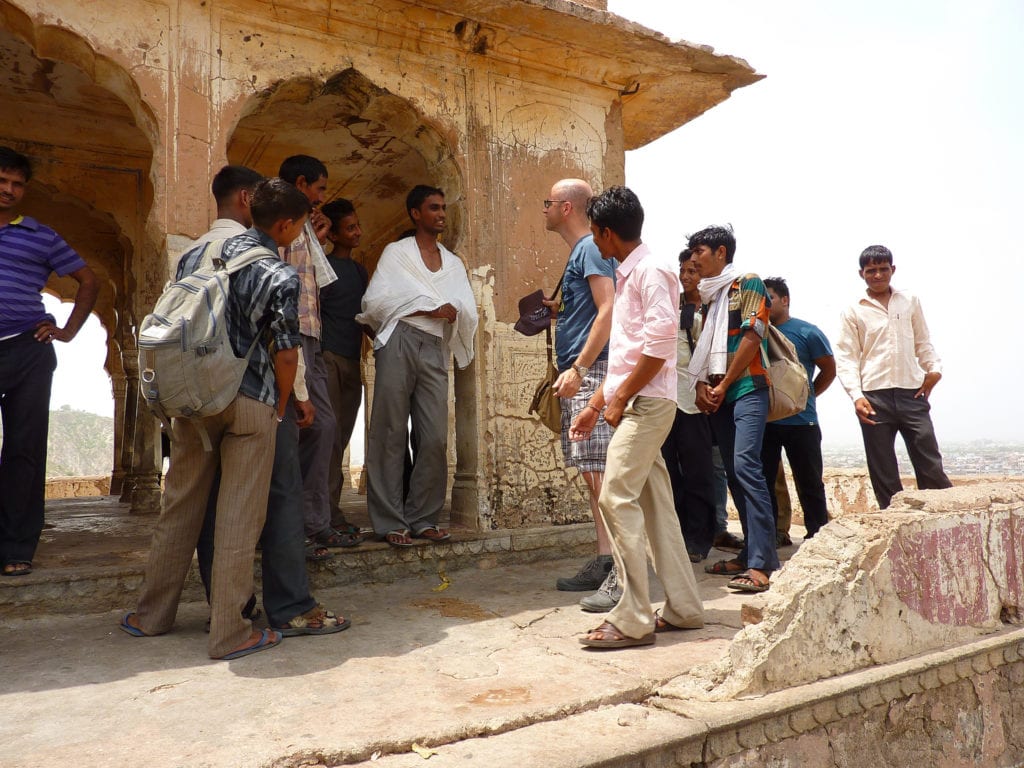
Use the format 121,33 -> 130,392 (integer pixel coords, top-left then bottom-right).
727,570 -> 770,593
704,558 -> 746,576
413,526 -> 450,542
580,621 -> 655,649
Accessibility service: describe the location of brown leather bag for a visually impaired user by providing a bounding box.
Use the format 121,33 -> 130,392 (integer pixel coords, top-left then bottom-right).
528,325 -> 562,434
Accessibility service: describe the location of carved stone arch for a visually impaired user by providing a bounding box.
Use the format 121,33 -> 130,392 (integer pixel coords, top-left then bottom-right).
0,0 -> 160,507
227,67 -> 466,273
227,67 -> 482,527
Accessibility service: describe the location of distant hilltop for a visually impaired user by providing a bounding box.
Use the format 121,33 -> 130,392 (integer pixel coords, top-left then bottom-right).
0,406 -> 118,480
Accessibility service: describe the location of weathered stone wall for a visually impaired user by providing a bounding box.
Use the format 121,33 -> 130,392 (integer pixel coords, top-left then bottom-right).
649,632 -> 1024,768
664,482 -> 1024,703
3,0 -> 760,522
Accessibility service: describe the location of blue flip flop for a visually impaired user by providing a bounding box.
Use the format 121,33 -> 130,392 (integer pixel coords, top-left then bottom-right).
119,612 -> 147,637
218,628 -> 282,660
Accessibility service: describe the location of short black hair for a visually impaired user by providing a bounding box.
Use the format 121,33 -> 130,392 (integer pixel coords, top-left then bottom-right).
250,177 -> 311,229
211,165 -> 263,205
679,247 -> 693,264
406,184 -> 444,223
687,225 -> 736,263
586,185 -> 644,241
763,277 -> 789,300
859,244 -> 894,268
278,155 -> 328,186
321,198 -> 356,230
0,146 -> 32,181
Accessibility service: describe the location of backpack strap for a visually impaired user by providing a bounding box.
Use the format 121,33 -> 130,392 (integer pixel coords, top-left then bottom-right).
221,244 -> 279,274
222,243 -> 283,366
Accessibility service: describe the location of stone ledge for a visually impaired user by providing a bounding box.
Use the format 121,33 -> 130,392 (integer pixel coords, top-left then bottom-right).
0,523 -> 597,618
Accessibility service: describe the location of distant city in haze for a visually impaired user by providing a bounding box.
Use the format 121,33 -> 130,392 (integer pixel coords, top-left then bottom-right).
822,441 -> 1024,477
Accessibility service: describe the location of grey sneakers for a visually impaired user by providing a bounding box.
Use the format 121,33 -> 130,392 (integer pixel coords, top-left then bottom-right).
556,554 -> 613,592
579,566 -> 622,613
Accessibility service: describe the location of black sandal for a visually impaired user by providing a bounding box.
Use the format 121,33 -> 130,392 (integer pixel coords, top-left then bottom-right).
314,528 -> 362,548
2,561 -> 32,577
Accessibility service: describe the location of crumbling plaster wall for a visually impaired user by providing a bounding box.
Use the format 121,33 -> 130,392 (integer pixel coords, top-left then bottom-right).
662,482 -> 1024,703
7,0 -> 751,526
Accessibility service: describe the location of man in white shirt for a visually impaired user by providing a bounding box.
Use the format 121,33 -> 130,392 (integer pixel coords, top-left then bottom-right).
834,245 -> 951,509
358,185 -> 478,546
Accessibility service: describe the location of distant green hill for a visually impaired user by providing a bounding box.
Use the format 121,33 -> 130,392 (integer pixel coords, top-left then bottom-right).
0,406 -> 115,479
46,406 -> 114,478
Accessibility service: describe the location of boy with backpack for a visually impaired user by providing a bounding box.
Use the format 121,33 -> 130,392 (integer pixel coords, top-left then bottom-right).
121,178 -> 307,660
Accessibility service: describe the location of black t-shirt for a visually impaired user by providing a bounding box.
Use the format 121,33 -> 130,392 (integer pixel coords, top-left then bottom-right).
321,255 -> 369,360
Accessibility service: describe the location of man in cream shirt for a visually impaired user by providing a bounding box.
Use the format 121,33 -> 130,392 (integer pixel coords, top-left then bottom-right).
835,244 -> 951,509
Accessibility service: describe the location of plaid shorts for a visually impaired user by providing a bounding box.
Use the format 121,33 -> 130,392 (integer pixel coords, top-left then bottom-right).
559,359 -> 612,473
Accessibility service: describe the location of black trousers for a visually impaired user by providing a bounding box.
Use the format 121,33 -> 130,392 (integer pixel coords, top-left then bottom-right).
861,388 -> 951,509
660,409 -> 717,558
0,332 -> 56,565
761,423 -> 830,537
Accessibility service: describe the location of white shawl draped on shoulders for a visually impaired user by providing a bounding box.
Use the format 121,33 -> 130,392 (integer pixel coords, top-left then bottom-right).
356,237 -> 479,369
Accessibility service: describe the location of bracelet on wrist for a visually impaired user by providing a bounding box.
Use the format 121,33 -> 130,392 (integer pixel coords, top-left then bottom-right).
586,404 -> 602,415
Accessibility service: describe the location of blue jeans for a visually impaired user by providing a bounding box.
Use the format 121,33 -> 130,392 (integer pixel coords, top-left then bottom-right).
709,387 -> 779,572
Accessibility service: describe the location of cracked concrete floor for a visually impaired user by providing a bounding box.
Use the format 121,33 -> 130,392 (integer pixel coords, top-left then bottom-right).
0,551 -> 780,768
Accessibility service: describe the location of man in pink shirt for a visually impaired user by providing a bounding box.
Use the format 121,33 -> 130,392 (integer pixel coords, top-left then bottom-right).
570,187 -> 704,649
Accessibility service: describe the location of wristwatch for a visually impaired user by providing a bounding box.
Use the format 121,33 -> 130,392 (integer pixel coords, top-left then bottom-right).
572,363 -> 589,379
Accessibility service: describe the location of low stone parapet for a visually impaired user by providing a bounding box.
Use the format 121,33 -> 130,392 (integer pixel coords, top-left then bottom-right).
44,476 -> 110,499
668,482 -> 1024,701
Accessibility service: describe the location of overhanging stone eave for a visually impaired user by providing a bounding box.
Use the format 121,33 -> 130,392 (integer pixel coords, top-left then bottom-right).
621,69 -> 765,150
413,0 -> 764,148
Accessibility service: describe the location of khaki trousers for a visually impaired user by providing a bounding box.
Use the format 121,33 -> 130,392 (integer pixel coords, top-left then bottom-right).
134,395 -> 276,658
600,396 -> 704,639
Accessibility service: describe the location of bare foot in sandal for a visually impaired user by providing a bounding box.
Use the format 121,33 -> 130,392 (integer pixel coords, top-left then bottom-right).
384,530 -> 414,548
580,621 -> 655,649
727,569 -> 770,593
704,558 -> 746,576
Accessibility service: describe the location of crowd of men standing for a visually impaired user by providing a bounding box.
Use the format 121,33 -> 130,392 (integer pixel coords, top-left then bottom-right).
0,146 -> 950,656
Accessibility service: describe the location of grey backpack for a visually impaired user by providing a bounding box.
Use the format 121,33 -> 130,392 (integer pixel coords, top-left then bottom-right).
138,239 -> 276,448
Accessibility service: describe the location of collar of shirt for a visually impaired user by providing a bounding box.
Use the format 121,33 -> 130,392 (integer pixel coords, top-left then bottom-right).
859,286 -> 906,309
243,226 -> 279,252
4,214 -> 33,229
614,241 -> 650,281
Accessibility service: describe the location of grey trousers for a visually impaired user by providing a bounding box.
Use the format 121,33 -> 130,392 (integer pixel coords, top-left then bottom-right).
295,335 -> 336,538
861,388 -> 951,509
366,323 -> 449,536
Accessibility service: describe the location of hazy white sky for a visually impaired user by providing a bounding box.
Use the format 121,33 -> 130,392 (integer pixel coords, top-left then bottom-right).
46,0 -> 1023,450
608,0 -> 1024,446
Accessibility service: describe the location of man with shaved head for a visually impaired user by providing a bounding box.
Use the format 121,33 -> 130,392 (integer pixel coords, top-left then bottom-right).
542,178 -> 618,611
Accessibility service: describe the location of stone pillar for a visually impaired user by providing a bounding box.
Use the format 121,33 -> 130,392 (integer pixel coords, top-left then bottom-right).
451,359 -> 481,530
108,371 -> 128,496
118,348 -> 162,514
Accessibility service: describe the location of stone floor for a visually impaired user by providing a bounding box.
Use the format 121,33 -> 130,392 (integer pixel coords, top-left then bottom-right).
0,493 -> 810,768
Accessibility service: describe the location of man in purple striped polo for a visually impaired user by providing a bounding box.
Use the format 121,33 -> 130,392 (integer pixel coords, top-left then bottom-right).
0,146 -> 97,577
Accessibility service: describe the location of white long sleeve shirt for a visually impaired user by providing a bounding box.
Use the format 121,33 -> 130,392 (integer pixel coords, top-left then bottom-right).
834,288 -> 942,402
